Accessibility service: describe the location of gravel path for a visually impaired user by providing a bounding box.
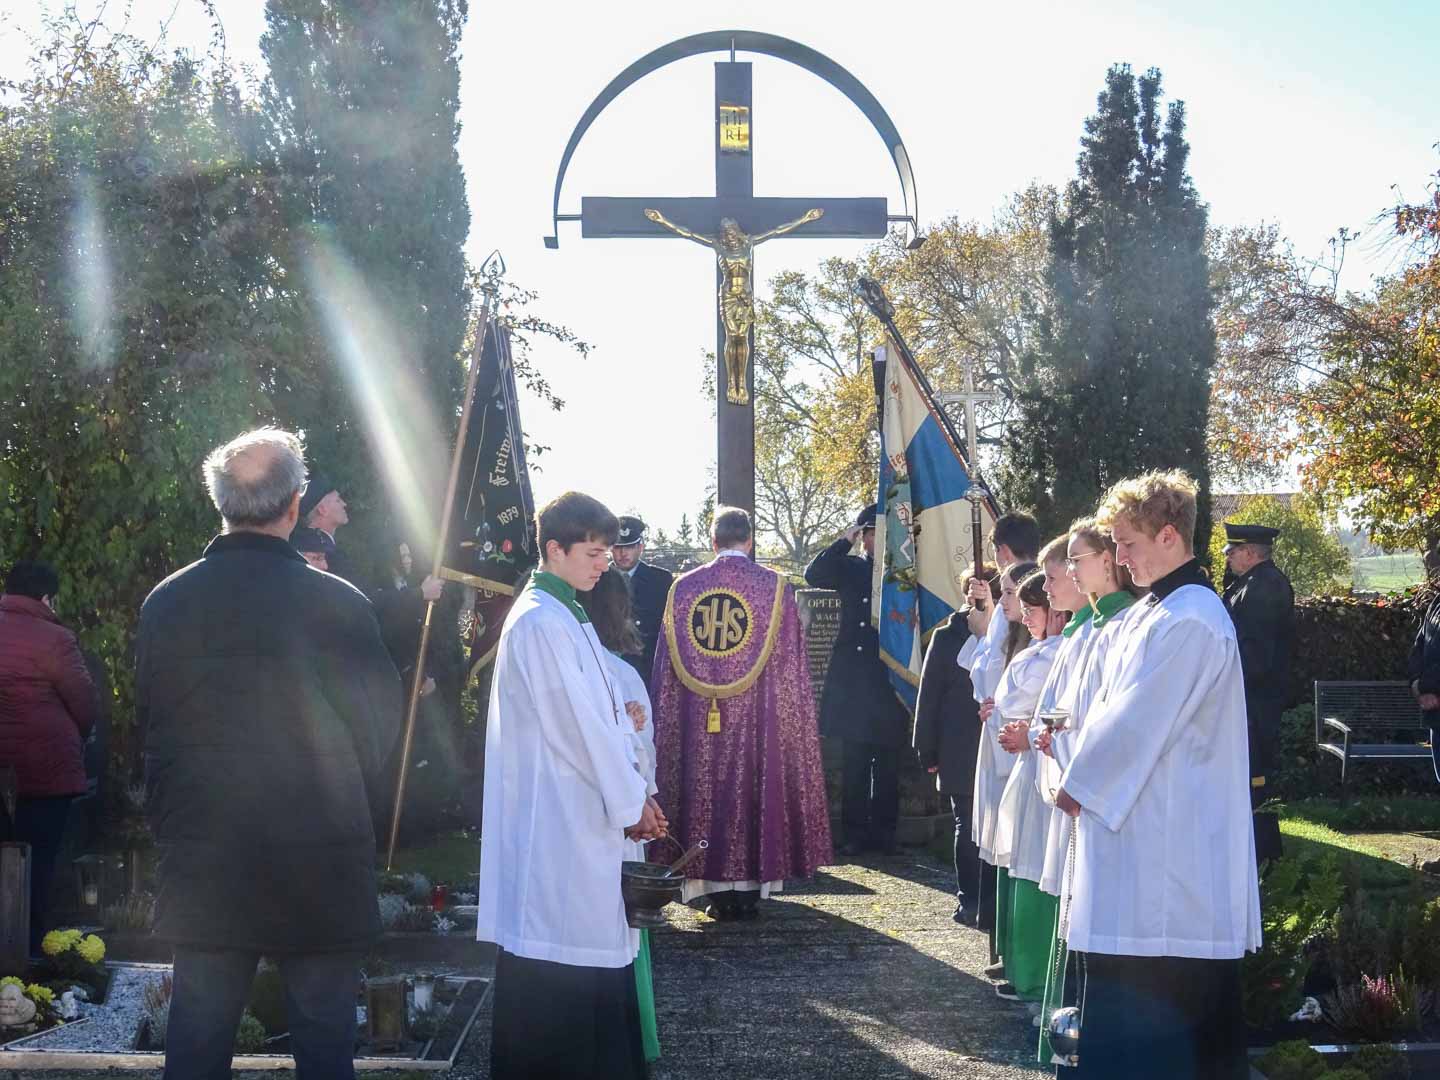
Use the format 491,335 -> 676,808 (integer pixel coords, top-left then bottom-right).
1,853 -> 1053,1078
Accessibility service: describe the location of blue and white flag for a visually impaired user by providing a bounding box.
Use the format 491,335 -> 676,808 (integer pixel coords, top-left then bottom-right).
872,340 -> 998,711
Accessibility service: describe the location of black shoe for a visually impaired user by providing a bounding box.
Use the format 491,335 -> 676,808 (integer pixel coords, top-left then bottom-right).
994,981 -> 1020,1001
953,904 -> 979,928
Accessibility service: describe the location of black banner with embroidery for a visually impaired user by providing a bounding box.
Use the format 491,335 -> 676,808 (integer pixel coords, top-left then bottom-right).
445,323 -> 535,675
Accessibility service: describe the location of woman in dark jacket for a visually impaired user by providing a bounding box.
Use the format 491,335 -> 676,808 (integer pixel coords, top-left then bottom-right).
913,565 -> 999,927
0,561 -> 100,949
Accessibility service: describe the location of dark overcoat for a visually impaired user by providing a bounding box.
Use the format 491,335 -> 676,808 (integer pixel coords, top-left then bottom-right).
1223,558 -> 1295,779
803,538 -> 910,746
137,532 -> 402,953
1410,593 -> 1440,733
626,560 -> 674,688
911,613 -> 981,796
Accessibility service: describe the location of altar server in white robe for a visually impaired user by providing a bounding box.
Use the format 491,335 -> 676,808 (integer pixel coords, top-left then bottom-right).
990,568 -> 1066,1001
974,559 -> 1041,978
577,565 -> 664,1066
478,492 -> 666,1080
973,560 -> 1041,868
1054,471 -> 1261,1080
962,512 -> 1042,701
1037,521 -> 1140,899
1033,522 -> 1139,1052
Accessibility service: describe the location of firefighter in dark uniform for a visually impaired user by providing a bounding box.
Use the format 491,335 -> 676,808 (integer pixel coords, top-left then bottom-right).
805,506 -> 911,856
1222,521 -> 1295,863
610,515 -> 674,689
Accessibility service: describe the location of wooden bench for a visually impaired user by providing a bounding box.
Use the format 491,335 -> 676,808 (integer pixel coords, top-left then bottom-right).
1314,680 -> 1434,792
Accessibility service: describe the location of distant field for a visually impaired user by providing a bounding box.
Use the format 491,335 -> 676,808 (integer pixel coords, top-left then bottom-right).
1352,552 -> 1427,592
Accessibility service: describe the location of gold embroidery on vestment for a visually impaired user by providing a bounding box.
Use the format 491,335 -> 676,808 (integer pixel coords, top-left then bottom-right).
663,575 -> 787,701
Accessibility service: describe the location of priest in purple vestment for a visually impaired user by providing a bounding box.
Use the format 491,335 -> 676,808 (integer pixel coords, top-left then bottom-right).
651,506 -> 833,920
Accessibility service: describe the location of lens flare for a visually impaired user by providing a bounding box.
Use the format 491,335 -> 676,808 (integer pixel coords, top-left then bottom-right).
67,174 -> 115,369
302,236 -> 450,557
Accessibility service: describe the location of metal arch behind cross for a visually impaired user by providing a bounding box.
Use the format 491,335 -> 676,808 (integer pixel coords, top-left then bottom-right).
543,29 -> 920,249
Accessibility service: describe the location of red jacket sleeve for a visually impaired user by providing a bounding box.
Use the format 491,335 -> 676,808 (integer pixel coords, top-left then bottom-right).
51,629 -> 100,739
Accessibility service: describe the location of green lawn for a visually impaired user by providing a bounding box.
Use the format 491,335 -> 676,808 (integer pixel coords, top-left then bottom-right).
1352,552 -> 1427,592
384,828 -> 478,887
1278,816 -> 1416,890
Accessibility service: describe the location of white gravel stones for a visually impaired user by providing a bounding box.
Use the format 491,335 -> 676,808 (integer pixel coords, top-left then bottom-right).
5,966 -> 168,1052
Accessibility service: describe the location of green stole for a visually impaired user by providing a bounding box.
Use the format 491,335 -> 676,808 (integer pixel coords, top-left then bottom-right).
528,570 -> 589,624
1091,589 -> 1136,627
1061,604 -> 1094,638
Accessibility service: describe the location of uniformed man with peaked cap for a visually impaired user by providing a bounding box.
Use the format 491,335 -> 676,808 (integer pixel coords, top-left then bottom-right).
1222,521 -> 1295,863
805,505 -> 911,856
610,515 -> 674,689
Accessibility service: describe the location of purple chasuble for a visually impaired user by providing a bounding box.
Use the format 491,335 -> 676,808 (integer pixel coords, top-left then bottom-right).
652,554 -> 832,885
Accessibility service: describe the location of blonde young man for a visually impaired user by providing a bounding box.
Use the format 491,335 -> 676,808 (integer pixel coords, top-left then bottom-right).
1054,471 -> 1261,1080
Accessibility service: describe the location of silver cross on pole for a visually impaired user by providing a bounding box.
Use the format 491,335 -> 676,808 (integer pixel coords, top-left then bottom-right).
938,358 -> 1000,575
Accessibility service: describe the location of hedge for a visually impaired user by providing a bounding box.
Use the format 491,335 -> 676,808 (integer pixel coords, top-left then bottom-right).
1285,594 -> 1426,710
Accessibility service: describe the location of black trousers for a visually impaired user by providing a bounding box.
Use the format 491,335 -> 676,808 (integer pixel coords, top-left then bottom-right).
840,740 -> 900,849
164,947 -> 362,1080
491,949 -> 646,1080
9,796 -> 73,953
949,794 -> 983,912
981,859 -> 999,962
1060,953 -> 1247,1080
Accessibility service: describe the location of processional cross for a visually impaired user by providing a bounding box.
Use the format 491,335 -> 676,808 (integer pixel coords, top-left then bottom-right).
546,33 -> 920,513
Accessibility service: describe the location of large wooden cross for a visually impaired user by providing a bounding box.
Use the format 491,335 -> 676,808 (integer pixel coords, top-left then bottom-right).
577,61 -> 889,514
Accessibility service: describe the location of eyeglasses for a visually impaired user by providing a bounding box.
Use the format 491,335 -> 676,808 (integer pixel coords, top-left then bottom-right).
1065,550 -> 1103,571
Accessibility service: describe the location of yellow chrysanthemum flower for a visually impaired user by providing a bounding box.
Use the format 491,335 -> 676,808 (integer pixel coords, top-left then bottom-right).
0,976 -> 22,990
25,984 -> 53,1005
40,931 -> 69,957
75,935 -> 106,965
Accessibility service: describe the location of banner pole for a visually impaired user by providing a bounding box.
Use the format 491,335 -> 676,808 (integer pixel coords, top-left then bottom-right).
385,254 -> 504,870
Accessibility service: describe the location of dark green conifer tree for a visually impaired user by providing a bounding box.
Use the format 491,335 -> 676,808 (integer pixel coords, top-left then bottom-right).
261,0 -> 471,568
999,65 -> 1215,548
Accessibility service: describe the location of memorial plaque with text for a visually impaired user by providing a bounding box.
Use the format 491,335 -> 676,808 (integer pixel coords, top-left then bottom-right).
796,588 -> 842,701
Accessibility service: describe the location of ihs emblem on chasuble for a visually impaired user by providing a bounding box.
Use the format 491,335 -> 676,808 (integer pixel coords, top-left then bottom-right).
687,588 -> 755,659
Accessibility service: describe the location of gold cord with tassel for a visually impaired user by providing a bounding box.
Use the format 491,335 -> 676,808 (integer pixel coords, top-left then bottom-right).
706,698 -> 721,733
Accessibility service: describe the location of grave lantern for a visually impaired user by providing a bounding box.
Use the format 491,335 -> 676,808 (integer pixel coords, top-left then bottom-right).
365,976 -> 409,1050
412,972 -> 436,1012
71,854 -> 121,920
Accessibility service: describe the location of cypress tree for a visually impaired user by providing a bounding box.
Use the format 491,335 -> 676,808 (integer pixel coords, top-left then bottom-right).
1000,65 -> 1215,547
260,0 -> 471,565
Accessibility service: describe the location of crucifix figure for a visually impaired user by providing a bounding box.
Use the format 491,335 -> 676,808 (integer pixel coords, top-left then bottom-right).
557,47 -> 907,512
643,207 -> 824,405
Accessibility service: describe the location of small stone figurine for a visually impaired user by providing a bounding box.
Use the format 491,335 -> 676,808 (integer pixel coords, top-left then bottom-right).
0,984 -> 37,1029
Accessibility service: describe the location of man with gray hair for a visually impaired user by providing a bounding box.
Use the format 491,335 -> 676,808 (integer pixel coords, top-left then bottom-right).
651,506 -> 832,921
137,427 -> 402,1080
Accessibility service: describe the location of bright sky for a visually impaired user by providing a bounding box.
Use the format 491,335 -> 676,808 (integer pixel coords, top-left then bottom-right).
3,1 -> 1437,533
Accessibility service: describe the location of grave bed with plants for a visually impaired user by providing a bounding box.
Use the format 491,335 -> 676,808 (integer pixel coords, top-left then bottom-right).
0,960 -> 488,1070
0,907 -> 489,1070
1244,814 -> 1440,1079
